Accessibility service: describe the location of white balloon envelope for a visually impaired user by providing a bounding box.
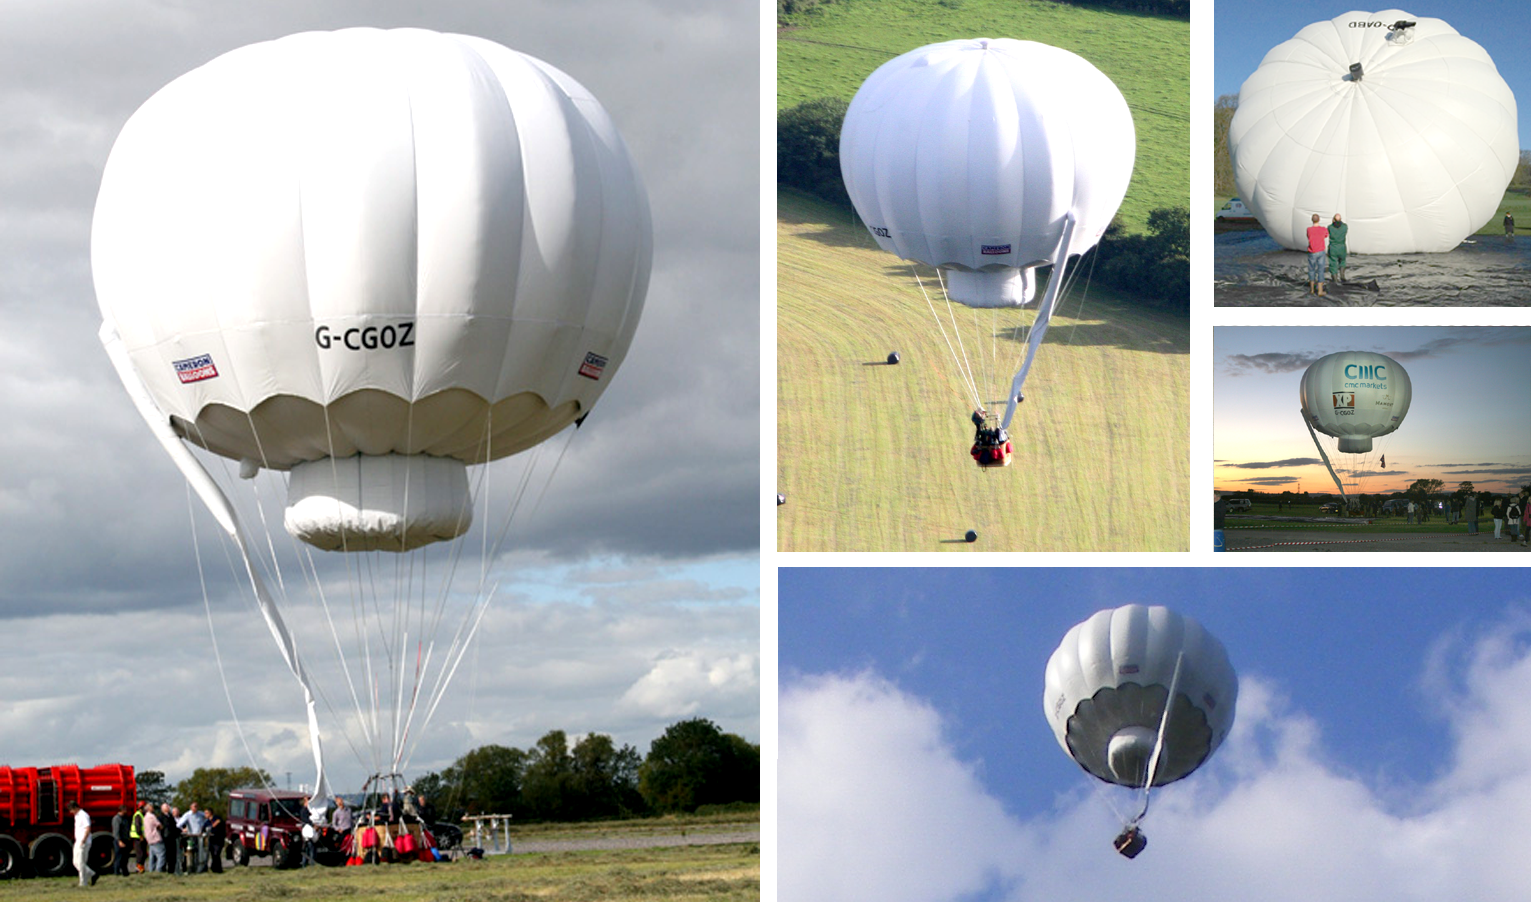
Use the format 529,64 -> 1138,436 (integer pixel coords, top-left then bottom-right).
92,27 -> 650,806
1299,351 -> 1412,453
840,37 -> 1135,308
94,27 -> 652,551
1229,10 -> 1518,254
1044,605 -> 1237,788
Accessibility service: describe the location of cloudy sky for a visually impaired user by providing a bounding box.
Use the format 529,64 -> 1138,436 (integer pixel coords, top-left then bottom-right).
779,567 -> 1531,902
0,0 -> 758,790
1213,0 -> 1531,147
1213,326 -> 1531,497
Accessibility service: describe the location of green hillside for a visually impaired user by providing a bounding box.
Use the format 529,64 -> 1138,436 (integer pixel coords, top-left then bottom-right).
779,0 -> 1189,234
777,190 -> 1189,552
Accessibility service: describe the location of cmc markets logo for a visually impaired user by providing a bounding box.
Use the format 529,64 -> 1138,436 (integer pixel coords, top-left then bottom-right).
1332,392 -> 1355,409
1344,363 -> 1386,380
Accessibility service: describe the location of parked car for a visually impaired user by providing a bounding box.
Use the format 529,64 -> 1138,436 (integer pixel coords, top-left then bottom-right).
227,788 -> 345,868
1225,498 -> 1251,512
1318,501 -> 1343,513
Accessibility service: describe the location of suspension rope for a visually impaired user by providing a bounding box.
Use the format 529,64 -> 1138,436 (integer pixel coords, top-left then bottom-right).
913,266 -> 982,409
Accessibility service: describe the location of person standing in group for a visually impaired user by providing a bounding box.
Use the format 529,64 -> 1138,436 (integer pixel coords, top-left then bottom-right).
1492,495 -> 1506,539
1327,213 -> 1348,282
176,802 -> 209,873
331,797 -> 354,835
1507,495 -> 1523,543
205,809 -> 226,874
142,803 -> 164,873
111,804 -> 132,876
159,805 -> 180,875
1466,492 -> 1479,535
68,801 -> 97,886
130,802 -> 147,873
1306,213 -> 1328,296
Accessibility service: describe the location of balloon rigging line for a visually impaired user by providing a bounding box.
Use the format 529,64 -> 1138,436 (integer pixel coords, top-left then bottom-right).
402,426 -> 577,774
913,266 -> 982,409
187,483 -> 288,801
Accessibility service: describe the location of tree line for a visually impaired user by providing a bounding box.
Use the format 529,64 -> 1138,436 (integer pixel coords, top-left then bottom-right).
780,97 -> 1188,315
135,717 -> 757,823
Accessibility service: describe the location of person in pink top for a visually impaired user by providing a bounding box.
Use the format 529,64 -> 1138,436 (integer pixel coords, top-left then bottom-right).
142,802 -> 165,873
1305,213 -> 1328,297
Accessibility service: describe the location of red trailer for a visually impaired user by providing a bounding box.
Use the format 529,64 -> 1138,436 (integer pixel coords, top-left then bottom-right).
0,764 -> 136,879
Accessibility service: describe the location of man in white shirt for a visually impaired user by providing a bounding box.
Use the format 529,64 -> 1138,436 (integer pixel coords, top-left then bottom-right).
68,801 -> 97,886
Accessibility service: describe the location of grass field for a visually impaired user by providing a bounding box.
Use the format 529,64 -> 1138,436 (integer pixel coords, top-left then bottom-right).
779,0 -> 1189,235
777,190 -> 1188,552
0,815 -> 758,902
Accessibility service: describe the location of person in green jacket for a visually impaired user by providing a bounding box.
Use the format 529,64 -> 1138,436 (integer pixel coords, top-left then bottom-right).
1327,213 -> 1348,283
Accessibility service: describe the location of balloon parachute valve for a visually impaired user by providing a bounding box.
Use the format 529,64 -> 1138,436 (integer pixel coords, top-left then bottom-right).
238,458 -> 260,480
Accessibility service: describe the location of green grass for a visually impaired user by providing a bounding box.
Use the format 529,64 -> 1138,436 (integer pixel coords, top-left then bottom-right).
1472,185 -> 1531,236
0,844 -> 757,902
777,189 -> 1188,551
779,0 -> 1189,235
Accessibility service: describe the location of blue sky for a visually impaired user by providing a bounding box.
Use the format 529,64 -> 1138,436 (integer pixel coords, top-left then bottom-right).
1213,1 -> 1531,148
1214,326 -> 1531,497
779,567 -> 1531,902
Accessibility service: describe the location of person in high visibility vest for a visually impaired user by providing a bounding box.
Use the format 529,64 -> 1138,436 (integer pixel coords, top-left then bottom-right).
131,804 -> 147,873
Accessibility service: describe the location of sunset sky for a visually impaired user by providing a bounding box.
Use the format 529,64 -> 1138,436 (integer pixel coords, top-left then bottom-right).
1213,326 -> 1530,497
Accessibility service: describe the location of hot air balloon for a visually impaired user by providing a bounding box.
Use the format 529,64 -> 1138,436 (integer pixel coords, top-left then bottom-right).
839,38 -> 1135,465
1229,11 -> 1518,254
1044,604 -> 1238,858
93,28 -> 650,808
1299,351 -> 1411,506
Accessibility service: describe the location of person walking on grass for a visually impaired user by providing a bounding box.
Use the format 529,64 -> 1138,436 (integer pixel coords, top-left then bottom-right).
69,801 -> 97,887
1306,213 -> 1328,296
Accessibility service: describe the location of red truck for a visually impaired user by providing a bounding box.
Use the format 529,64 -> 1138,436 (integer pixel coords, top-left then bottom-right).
0,764 -> 136,879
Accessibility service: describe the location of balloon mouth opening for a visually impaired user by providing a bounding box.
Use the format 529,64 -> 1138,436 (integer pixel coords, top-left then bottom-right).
1337,437 -> 1373,453
1106,726 -> 1157,786
284,454 -> 472,552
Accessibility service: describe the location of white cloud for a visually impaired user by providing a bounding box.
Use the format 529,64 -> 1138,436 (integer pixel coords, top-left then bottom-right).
780,673 -> 1025,902
780,624 -> 1531,902
620,650 -> 759,718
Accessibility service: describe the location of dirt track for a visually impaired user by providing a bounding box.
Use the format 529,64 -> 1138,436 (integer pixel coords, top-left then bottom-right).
1223,530 -> 1530,552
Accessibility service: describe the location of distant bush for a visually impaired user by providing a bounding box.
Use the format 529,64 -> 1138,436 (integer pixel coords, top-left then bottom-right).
778,97 -> 851,207
1048,0 -> 1188,18
778,0 -> 841,24
1088,206 -> 1189,313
